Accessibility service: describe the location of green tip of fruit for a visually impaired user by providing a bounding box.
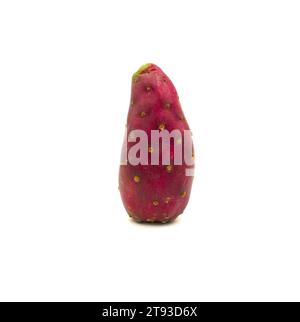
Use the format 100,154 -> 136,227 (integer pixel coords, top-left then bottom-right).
132,63 -> 153,81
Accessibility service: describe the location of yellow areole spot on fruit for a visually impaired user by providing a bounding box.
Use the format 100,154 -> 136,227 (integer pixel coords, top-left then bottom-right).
152,200 -> 159,206
140,111 -> 146,117
133,175 -> 140,183
165,197 -> 171,204
180,191 -> 187,198
164,102 -> 171,109
148,146 -> 154,153
166,165 -> 173,173
130,99 -> 134,106
159,123 -> 165,131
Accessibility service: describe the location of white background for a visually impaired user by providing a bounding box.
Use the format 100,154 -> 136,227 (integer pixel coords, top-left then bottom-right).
0,0 -> 300,301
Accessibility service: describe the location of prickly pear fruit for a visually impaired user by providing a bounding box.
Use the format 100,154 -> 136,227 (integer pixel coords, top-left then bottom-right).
119,64 -> 194,223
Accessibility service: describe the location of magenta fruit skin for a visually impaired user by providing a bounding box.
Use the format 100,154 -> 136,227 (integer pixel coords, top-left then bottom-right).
119,64 -> 194,223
